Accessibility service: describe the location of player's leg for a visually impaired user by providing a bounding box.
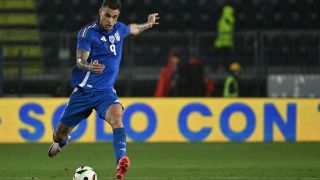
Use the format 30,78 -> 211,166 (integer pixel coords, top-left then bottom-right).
105,104 -> 130,180
48,88 -> 92,158
53,123 -> 72,146
48,123 -> 72,158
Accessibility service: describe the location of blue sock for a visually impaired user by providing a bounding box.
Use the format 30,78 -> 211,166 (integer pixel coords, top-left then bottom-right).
113,128 -> 127,163
58,135 -> 71,148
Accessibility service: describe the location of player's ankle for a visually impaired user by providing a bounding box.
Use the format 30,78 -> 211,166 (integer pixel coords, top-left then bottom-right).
58,135 -> 71,148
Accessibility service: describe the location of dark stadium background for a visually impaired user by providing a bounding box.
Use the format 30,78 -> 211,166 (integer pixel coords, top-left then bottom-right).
1,0 -> 319,97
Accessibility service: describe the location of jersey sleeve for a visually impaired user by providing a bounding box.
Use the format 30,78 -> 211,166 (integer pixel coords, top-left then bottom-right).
119,22 -> 131,37
77,28 -> 92,52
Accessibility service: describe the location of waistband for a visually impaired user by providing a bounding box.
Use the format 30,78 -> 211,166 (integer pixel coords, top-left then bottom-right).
73,86 -> 116,94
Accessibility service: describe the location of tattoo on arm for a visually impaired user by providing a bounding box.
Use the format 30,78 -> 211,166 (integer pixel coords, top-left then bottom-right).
136,23 -> 151,33
76,49 -> 91,71
130,23 -> 152,35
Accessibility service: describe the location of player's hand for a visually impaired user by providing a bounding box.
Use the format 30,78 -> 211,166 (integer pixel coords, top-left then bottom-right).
89,60 -> 105,73
147,13 -> 159,27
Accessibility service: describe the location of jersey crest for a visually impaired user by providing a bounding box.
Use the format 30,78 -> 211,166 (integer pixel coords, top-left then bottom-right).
115,31 -> 120,42
109,35 -> 115,44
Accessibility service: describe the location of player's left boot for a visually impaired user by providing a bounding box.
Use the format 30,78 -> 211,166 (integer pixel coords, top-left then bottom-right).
116,156 -> 130,180
48,135 -> 71,158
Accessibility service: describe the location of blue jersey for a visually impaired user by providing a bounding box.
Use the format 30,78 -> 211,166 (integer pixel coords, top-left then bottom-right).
71,20 -> 130,90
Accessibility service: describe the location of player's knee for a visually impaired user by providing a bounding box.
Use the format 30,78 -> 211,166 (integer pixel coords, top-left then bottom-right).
110,114 -> 123,129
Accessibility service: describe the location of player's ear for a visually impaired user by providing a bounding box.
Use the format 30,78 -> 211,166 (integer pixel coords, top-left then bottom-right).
98,8 -> 102,16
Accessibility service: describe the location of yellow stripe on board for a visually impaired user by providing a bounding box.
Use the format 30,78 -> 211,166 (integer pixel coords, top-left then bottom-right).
0,29 -> 40,42
0,14 -> 37,25
4,65 -> 43,75
0,0 -> 35,9
3,45 -> 43,58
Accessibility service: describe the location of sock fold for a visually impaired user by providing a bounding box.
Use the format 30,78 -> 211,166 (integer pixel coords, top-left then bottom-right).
58,135 -> 70,148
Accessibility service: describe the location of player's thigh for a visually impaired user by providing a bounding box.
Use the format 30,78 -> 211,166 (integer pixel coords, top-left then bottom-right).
60,89 -> 93,127
94,90 -> 123,126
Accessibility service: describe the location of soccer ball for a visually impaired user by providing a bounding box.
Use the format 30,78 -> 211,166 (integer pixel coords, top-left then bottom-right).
73,166 -> 97,180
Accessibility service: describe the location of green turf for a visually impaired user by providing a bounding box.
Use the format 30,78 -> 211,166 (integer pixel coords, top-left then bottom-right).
0,143 -> 319,180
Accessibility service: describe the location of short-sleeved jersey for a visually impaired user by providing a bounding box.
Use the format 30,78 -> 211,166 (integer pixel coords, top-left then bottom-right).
71,20 -> 130,91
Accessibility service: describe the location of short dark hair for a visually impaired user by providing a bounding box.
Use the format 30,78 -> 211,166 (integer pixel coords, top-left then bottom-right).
101,0 -> 121,11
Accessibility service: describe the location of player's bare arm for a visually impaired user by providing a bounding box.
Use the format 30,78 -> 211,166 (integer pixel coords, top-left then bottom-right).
129,13 -> 159,35
76,49 -> 105,73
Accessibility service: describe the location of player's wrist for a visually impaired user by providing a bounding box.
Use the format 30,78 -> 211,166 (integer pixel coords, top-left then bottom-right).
77,58 -> 92,72
146,23 -> 152,29
88,64 -> 93,72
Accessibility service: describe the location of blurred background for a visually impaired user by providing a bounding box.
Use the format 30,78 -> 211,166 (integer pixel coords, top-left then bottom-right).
1,1 -> 320,179
0,0 -> 320,98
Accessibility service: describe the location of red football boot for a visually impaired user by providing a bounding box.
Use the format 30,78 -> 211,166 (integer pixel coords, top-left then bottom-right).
116,156 -> 130,180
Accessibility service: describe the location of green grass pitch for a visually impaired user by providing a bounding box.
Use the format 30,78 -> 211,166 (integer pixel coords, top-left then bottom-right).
0,143 -> 319,180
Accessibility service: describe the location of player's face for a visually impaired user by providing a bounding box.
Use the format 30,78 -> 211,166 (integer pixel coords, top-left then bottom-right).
99,6 -> 120,31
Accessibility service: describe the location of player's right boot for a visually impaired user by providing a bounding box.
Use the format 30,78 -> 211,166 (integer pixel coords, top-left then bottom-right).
48,135 -> 71,158
116,156 -> 130,180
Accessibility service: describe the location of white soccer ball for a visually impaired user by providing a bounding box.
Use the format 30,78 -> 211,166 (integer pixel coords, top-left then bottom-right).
73,166 -> 97,180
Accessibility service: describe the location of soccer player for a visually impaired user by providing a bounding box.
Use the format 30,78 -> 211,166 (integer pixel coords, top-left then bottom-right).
47,0 -> 159,179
